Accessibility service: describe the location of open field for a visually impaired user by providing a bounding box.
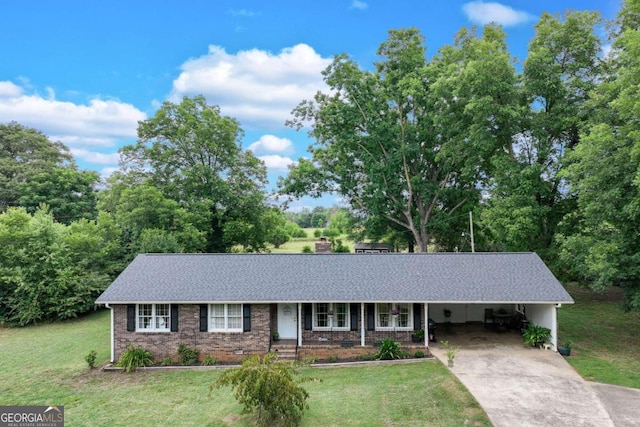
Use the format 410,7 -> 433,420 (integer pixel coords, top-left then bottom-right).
0,310 -> 489,426
268,228 -> 356,254
558,283 -> 640,388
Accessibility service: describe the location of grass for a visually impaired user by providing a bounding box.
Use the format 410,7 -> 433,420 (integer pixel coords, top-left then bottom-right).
559,283 -> 640,388
0,310 -> 490,426
269,228 -> 356,254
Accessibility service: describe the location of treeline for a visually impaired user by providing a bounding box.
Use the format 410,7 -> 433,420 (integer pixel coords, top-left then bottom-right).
2,1 -> 640,324
281,2 -> 640,308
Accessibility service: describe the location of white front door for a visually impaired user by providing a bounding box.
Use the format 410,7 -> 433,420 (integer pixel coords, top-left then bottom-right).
277,303 -> 297,339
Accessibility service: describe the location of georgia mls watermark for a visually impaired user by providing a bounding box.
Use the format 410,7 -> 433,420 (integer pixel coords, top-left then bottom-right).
0,406 -> 64,427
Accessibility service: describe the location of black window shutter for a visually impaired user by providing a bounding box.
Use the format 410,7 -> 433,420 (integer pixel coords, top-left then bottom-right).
243,304 -> 251,332
199,305 -> 208,332
413,303 -> 422,331
127,304 -> 136,332
350,303 -> 358,331
170,304 -> 179,332
304,303 -> 312,330
367,303 -> 375,331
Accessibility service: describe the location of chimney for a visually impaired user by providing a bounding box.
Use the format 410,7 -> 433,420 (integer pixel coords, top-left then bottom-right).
315,236 -> 332,254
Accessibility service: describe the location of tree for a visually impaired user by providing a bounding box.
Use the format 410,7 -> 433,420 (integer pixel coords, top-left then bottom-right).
210,353 -> 315,427
281,27 -> 517,251
0,206 -> 110,325
120,96 -> 269,252
0,122 -> 98,222
261,207 -> 291,249
18,168 -> 99,224
558,0 -> 640,309
481,11 -> 602,258
99,180 -> 206,254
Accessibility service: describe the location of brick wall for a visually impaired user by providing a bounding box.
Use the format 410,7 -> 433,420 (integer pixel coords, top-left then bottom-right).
112,304 -> 270,363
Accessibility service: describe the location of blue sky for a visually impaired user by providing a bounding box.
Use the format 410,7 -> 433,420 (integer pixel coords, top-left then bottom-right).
0,0 -> 620,210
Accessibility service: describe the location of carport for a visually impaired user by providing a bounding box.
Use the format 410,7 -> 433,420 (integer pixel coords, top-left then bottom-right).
428,302 -> 560,347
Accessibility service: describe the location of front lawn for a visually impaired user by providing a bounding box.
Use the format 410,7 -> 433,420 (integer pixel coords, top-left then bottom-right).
0,310 -> 490,426
559,283 -> 640,388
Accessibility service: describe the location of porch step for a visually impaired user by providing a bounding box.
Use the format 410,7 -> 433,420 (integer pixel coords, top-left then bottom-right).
270,342 -> 298,360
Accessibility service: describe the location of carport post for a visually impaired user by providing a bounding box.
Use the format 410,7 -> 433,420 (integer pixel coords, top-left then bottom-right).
360,302 -> 365,346
424,303 -> 429,347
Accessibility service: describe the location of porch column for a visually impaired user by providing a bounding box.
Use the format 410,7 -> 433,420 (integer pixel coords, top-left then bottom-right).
552,304 -> 559,350
424,303 -> 429,348
298,303 -> 302,347
360,302 -> 365,346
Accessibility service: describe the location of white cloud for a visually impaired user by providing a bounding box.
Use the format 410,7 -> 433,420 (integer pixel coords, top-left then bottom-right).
0,81 -> 23,97
258,154 -> 294,170
0,80 -> 145,171
462,1 -> 534,27
0,81 -> 145,144
228,9 -> 259,17
170,44 -> 331,130
248,134 -> 294,154
70,148 -> 121,165
351,1 -> 368,10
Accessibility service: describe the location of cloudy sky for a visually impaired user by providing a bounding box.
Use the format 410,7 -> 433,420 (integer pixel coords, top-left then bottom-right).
0,0 -> 619,210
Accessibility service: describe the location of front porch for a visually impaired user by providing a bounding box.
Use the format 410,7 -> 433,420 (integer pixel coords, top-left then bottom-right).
270,302 -> 433,351
270,338 -> 430,362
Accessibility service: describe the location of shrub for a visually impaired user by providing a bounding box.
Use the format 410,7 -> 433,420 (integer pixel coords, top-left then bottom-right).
313,229 -> 322,238
85,350 -> 97,369
202,356 -> 217,366
301,245 -> 313,253
414,350 -> 425,358
522,323 -> 551,347
177,343 -> 200,365
211,353 -> 317,427
161,357 -> 173,366
375,338 -> 408,360
116,344 -> 154,372
326,355 -> 338,363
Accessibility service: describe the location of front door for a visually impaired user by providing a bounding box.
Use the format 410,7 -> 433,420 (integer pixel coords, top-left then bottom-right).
277,303 -> 297,339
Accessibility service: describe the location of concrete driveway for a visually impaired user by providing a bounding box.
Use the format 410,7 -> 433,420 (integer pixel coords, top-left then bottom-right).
430,344 -> 638,426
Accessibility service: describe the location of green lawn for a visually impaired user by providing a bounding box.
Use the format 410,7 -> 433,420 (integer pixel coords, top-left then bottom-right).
269,229 -> 356,254
0,310 -> 490,426
559,283 -> 640,388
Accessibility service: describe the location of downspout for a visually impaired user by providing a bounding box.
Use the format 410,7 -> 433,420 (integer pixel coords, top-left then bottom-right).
105,304 -> 114,363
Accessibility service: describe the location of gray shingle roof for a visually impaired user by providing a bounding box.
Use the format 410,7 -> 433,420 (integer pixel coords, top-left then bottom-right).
95,252 -> 573,304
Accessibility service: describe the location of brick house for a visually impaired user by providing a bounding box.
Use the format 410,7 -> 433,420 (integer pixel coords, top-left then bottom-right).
95,252 -> 573,363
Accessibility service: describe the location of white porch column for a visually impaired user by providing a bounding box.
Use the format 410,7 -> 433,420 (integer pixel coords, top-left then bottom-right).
361,302 -> 365,346
298,303 -> 303,347
424,303 -> 429,348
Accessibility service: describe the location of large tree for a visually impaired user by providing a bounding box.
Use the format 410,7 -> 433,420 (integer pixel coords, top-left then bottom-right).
119,96 -> 269,252
481,11 -> 602,257
558,0 -> 640,308
281,27 -> 518,252
0,122 -> 98,222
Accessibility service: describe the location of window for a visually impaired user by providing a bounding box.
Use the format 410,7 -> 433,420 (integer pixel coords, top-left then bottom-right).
137,304 -> 170,332
313,303 -> 349,330
209,304 -> 243,332
376,303 -> 412,330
